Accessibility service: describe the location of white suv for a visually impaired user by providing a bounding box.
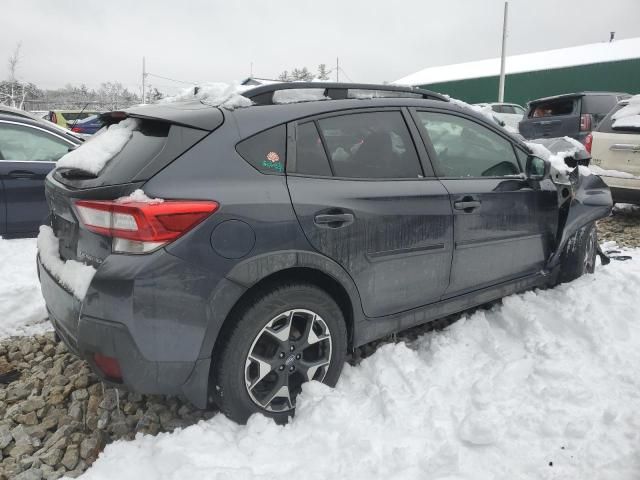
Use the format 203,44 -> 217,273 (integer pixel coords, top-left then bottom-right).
588,96 -> 640,204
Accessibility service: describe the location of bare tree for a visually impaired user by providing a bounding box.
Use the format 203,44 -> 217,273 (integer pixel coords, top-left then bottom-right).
1,42 -> 27,108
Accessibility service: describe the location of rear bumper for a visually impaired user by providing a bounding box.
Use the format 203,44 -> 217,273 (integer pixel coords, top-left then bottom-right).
38,256 -> 212,408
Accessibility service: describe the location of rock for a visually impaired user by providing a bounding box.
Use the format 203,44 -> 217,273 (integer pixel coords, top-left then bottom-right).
68,402 -> 83,422
16,412 -> 38,426
38,443 -> 64,467
9,443 -> 35,459
70,389 -> 88,402
21,398 -> 46,414
14,468 -> 44,480
6,385 -> 30,403
79,433 -> 106,463
42,344 -> 55,358
12,424 -> 33,446
0,425 -> 13,449
61,445 -> 79,471
99,389 -> 119,411
49,375 -> 68,387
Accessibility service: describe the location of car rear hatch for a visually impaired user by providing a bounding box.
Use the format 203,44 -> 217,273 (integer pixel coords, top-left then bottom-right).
45,101 -> 223,266
519,94 -> 583,140
591,102 -> 640,185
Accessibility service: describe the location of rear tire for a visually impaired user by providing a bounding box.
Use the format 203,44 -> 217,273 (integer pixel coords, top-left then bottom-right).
212,282 -> 347,424
558,222 -> 598,283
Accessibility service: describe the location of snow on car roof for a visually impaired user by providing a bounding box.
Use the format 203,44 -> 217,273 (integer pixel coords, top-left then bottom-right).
394,37 -> 640,86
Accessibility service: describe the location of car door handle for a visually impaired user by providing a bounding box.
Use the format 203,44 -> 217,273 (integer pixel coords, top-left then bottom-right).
453,198 -> 481,212
8,170 -> 36,179
314,213 -> 354,228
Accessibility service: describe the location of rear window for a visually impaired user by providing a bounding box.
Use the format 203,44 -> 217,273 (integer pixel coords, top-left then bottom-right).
528,98 -> 577,118
61,112 -> 95,121
596,103 -> 640,134
582,95 -> 618,115
54,119 -> 174,187
236,125 -> 286,174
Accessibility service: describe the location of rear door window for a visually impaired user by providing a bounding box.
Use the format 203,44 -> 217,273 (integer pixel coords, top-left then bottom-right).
315,111 -> 422,178
236,125 -> 286,174
0,122 -> 71,161
295,122 -> 332,176
415,111 -> 520,177
528,98 -> 577,118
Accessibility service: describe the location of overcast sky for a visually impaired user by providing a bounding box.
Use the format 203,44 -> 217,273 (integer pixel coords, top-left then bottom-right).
3,0 -> 640,95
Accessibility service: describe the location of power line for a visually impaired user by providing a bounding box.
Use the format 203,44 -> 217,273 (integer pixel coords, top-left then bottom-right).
145,72 -> 196,85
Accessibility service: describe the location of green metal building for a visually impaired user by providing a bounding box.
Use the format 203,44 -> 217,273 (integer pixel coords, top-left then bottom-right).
394,38 -> 640,106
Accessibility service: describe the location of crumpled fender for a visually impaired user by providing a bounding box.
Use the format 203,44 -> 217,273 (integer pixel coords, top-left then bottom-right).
547,168 -> 612,268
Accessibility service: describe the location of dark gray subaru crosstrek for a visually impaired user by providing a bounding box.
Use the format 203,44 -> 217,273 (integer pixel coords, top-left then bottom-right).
37,83 -> 612,424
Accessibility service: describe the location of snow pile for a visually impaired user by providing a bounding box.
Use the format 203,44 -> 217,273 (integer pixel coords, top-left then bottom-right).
449,97 -> 500,125
78,253 -> 640,480
56,118 -> 138,175
272,88 -> 328,104
0,238 -> 48,340
115,189 -> 164,204
612,94 -> 640,130
161,82 -> 253,110
36,226 -> 96,301
524,137 -> 583,183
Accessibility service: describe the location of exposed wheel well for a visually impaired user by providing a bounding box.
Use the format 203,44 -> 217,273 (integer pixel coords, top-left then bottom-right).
211,267 -> 355,366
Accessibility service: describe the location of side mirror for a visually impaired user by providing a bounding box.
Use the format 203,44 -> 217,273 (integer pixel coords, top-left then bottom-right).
525,155 -> 549,181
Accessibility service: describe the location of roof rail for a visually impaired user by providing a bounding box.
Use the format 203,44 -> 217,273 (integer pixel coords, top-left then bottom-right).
241,82 -> 448,105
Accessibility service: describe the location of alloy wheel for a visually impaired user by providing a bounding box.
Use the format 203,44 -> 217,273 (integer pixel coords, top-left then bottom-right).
244,309 -> 332,412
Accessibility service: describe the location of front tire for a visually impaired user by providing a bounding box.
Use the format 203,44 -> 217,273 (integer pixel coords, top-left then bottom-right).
212,283 -> 347,424
558,222 -> 598,283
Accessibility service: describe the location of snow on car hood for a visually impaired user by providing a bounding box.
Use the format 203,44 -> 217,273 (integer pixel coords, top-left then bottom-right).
77,250 -> 640,480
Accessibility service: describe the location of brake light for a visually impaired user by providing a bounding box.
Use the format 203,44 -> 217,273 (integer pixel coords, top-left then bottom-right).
580,113 -> 592,132
94,353 -> 122,381
584,132 -> 593,154
71,126 -> 83,133
74,199 -> 219,253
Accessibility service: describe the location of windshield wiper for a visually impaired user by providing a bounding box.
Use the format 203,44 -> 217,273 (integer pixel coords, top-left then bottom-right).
57,167 -> 98,179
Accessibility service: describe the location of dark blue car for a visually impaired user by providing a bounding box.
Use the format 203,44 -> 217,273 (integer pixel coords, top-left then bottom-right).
0,112 -> 82,237
69,114 -> 105,135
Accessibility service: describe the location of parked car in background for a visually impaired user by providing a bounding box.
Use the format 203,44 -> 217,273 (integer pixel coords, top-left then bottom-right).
588,96 -> 640,204
47,110 -> 99,129
37,83 -> 612,425
0,111 -> 82,237
519,92 -> 629,144
474,102 -> 526,130
68,114 -> 105,135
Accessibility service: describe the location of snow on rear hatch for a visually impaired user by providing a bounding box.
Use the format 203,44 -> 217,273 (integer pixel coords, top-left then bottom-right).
57,118 -> 138,175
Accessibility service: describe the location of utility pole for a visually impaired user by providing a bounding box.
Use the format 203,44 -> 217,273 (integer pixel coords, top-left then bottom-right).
336,57 -> 339,82
142,56 -> 147,104
498,1 -> 508,102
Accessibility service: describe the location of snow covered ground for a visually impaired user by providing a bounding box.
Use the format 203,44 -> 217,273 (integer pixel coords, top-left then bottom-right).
2,238 -> 639,479
0,238 -> 48,339
80,250 -> 638,479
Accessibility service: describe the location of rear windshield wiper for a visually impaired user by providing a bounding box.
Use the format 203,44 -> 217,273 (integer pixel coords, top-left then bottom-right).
56,167 -> 99,180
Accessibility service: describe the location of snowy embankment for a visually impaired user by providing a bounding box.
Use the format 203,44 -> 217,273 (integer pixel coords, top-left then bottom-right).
0,238 -> 48,339
78,252 -> 640,480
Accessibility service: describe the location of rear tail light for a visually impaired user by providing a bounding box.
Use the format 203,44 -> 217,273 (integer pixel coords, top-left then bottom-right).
93,353 -> 122,381
584,132 -> 593,154
580,113 -> 593,132
71,126 -> 83,133
74,199 -> 219,254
